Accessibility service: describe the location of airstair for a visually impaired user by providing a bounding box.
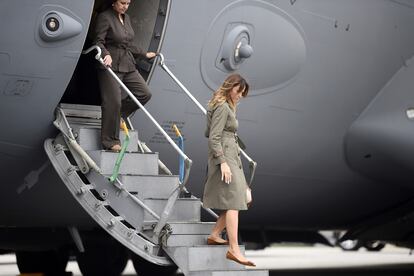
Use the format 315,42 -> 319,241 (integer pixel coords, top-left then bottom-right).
45,47 -> 267,276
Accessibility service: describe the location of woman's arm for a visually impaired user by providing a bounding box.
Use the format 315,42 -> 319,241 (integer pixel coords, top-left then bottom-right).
208,103 -> 229,165
123,14 -> 149,59
94,13 -> 111,58
129,45 -> 147,59
209,103 -> 232,184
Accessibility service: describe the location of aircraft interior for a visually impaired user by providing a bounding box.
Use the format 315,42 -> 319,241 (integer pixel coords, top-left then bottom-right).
60,0 -> 165,106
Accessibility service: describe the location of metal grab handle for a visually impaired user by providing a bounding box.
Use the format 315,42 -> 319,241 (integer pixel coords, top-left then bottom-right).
83,46 -> 193,188
156,53 -> 257,187
54,108 -> 101,173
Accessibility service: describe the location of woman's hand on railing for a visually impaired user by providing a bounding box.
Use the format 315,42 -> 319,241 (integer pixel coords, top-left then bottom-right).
146,52 -> 156,59
103,55 -> 112,67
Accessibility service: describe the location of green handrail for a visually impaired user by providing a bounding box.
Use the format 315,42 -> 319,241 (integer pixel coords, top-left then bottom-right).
109,120 -> 130,182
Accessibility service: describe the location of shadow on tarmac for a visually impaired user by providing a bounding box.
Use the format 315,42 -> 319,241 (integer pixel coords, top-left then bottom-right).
267,263 -> 414,276
119,263 -> 414,276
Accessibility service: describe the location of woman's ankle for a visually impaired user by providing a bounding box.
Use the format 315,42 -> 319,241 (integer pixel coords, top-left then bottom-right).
228,245 -> 241,255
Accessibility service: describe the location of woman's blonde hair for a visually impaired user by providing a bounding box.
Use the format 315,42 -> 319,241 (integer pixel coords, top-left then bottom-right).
208,74 -> 249,110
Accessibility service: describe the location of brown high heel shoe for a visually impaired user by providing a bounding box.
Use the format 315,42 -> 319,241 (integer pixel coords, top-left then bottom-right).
226,251 -> 256,267
207,236 -> 229,245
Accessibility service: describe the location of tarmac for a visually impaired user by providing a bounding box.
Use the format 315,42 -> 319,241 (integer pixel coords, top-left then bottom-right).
0,245 -> 413,276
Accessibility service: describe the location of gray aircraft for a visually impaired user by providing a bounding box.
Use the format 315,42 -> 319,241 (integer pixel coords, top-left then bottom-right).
1,0 -> 414,275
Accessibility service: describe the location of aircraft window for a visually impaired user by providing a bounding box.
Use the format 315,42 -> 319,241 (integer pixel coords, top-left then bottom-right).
46,17 -> 60,32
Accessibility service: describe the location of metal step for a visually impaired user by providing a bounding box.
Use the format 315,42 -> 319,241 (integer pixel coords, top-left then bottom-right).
167,222 -> 215,235
120,174 -> 180,200
60,103 -> 102,119
190,271 -> 269,276
143,222 -> 215,247
144,198 -> 201,222
88,150 -> 159,175
165,234 -> 209,247
76,127 -> 139,152
165,246 -> 246,275
59,103 -> 102,127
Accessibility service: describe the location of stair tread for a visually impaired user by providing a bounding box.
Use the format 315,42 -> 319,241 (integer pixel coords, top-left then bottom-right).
143,221 -> 215,226
169,245 -> 244,248
143,221 -> 214,237
87,150 -> 159,175
168,222 -> 215,225
87,150 -> 157,154
60,103 -> 101,117
145,197 -> 200,200
165,246 -> 247,272
196,268 -> 269,275
121,174 -> 179,177
79,128 -> 139,151
143,198 -> 201,222
121,175 -> 180,199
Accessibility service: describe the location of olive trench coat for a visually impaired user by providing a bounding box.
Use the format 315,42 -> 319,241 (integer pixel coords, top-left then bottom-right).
202,102 -> 248,211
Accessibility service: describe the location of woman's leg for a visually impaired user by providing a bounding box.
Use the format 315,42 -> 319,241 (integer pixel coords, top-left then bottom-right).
209,212 -> 226,240
121,71 -> 152,119
226,210 -> 240,254
226,209 -> 254,264
97,70 -> 123,149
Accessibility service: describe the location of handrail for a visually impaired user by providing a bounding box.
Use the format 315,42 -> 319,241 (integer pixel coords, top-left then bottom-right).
156,53 -> 258,186
83,46 -> 193,188
83,46 -> 193,240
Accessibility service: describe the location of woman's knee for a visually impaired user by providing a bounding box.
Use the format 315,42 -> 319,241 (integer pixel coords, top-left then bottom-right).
102,94 -> 121,110
110,96 -> 122,109
143,91 -> 152,104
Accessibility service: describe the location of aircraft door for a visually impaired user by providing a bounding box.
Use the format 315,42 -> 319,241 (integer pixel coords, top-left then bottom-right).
0,0 -> 94,151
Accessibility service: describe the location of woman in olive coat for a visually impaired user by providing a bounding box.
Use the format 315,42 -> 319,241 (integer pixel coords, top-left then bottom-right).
203,74 -> 255,267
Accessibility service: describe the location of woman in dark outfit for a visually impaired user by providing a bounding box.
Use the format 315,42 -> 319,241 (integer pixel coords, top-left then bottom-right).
94,0 -> 156,151
203,74 -> 255,267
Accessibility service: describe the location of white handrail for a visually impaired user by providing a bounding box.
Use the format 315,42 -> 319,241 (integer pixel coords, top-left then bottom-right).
83,46 -> 195,239
83,46 -> 193,188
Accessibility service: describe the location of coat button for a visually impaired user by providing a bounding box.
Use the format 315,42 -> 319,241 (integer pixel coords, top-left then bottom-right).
239,165 -> 242,169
